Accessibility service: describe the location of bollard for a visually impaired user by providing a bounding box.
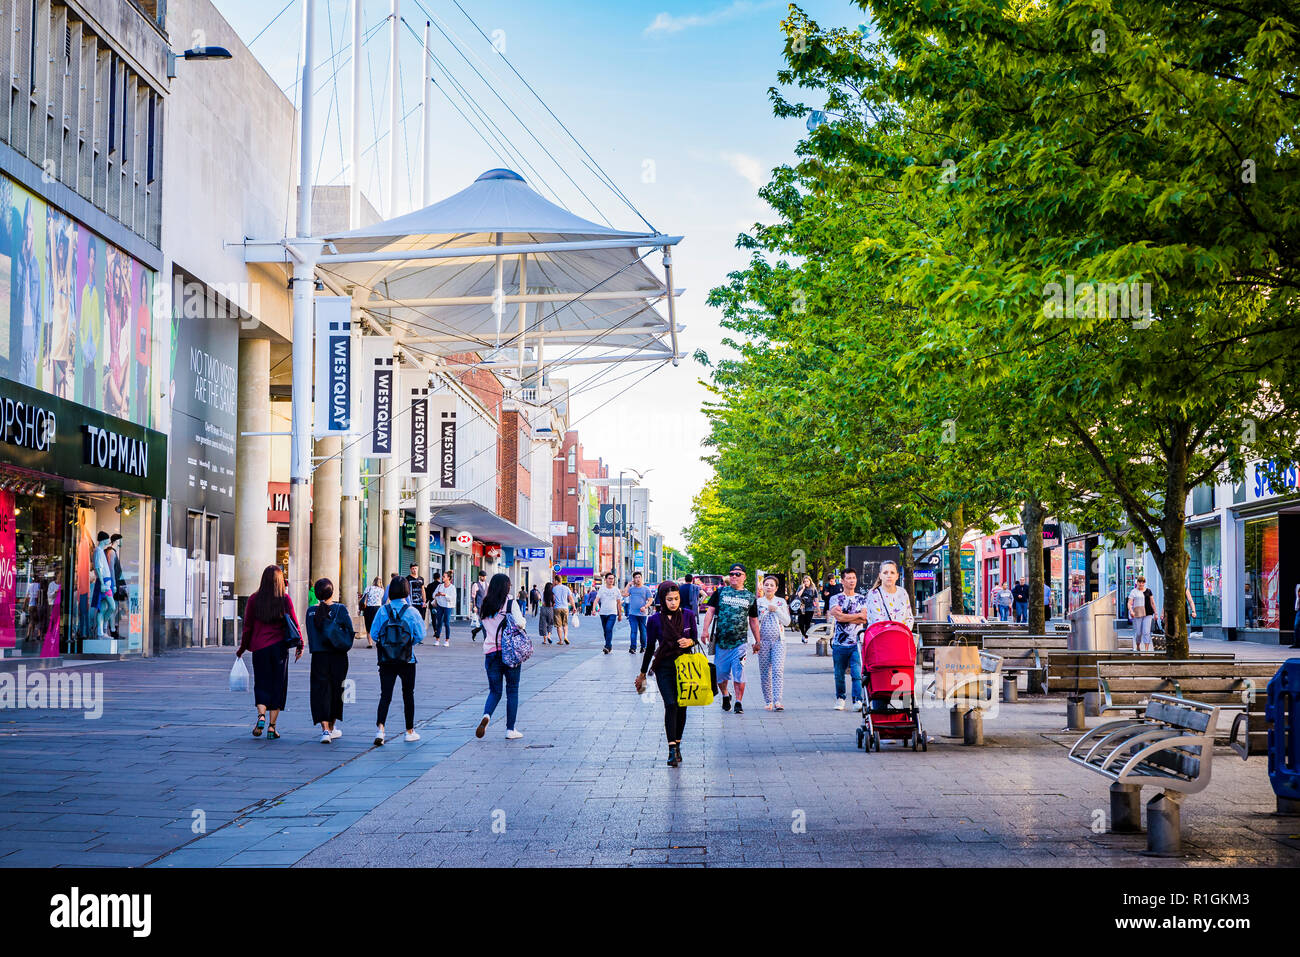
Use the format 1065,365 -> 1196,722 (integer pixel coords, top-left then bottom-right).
1066,696 -> 1086,731
1109,782 -> 1142,833
1083,692 -> 1101,717
1002,676 -> 1018,703
949,705 -> 969,738
1145,791 -> 1183,857
963,708 -> 984,746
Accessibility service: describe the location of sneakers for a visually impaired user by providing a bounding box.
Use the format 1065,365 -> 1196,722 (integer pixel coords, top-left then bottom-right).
329,728 -> 342,740
733,700 -> 744,715
404,730 -> 420,742
834,698 -> 846,711
628,647 -> 637,654
476,715 -> 490,738
504,729 -> 523,740
374,726 -> 385,746
320,729 -> 333,743
603,647 -> 611,655
722,694 -> 732,712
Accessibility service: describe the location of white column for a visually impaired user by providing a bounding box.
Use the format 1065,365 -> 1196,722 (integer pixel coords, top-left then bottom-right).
311,436 -> 341,594
236,339 -> 272,602
416,480 -> 431,578
289,0 -> 319,615
382,455 -> 401,582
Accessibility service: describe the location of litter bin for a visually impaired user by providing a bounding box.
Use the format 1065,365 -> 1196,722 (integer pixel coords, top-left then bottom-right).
1069,591 -> 1118,715
1266,661 -> 1300,815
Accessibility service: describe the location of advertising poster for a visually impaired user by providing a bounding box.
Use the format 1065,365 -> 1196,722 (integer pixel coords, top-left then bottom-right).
1263,523 -> 1279,629
0,490 -> 13,648
0,174 -> 155,429
312,297 -> 352,436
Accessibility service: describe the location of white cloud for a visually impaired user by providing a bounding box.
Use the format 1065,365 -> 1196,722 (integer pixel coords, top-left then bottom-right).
719,151 -> 767,191
644,1 -> 781,37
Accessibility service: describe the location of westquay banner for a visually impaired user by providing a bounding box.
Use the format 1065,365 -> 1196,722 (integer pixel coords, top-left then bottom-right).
399,370 -> 430,477
355,337 -> 395,459
312,297 -> 352,437
431,393 -> 457,489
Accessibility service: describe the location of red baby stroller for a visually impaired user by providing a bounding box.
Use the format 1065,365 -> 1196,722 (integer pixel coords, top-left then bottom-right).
855,620 -> 926,752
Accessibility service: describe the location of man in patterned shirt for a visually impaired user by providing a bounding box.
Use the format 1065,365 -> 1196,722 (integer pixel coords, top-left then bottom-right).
828,568 -> 869,710
701,562 -> 759,715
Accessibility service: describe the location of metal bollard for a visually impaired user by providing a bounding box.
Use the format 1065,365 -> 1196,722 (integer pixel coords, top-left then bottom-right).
949,705 -> 969,738
1066,696 -> 1086,731
1145,791 -> 1183,857
1109,782 -> 1142,833
963,708 -> 984,746
1083,692 -> 1101,717
1002,676 -> 1018,703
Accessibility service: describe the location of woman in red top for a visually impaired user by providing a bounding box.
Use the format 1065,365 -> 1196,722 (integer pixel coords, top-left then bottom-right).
236,565 -> 304,739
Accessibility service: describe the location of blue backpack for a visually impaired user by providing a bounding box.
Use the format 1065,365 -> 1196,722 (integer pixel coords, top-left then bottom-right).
377,604 -> 416,664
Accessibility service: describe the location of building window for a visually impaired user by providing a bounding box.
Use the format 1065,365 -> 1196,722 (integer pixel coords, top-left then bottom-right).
567,487 -> 575,495
567,449 -> 575,474
568,525 -> 575,534
1242,516 -> 1279,629
1187,526 -> 1221,626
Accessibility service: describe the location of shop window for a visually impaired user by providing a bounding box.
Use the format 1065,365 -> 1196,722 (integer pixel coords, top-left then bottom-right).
1242,516 -> 1279,629
1187,527 -> 1221,626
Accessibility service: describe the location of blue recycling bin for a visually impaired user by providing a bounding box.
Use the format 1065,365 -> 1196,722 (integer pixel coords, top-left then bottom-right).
1266,661 -> 1300,811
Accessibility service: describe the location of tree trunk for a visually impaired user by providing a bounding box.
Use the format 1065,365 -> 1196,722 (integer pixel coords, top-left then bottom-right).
946,504 -> 967,614
1161,431 -> 1191,658
1022,494 -> 1045,635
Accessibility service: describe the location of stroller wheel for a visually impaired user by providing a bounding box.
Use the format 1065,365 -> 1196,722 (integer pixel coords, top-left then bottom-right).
921,733 -> 928,752
856,727 -> 865,749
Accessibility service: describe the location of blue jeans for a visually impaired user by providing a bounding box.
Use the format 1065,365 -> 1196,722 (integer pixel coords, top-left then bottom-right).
1014,601 -> 1028,623
484,651 -> 520,730
628,615 -> 647,650
832,644 -> 862,703
997,605 -> 1010,621
601,614 -> 618,650
434,606 -> 451,641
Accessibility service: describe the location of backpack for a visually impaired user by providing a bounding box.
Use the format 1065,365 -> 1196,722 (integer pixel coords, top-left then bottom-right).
496,600 -> 534,668
377,604 -> 416,664
314,605 -> 354,652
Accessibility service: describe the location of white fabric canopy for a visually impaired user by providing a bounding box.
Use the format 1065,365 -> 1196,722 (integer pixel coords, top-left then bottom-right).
315,169 -> 681,365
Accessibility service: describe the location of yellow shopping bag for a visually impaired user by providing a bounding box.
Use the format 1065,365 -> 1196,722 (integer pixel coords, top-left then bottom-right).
676,652 -> 716,707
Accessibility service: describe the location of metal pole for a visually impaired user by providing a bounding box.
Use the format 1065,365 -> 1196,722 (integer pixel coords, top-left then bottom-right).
349,0 -> 362,228
388,0 -> 401,218
493,232 -> 504,354
289,0 -> 319,618
421,20 -> 432,207
516,254 -> 527,381
663,247 -> 680,367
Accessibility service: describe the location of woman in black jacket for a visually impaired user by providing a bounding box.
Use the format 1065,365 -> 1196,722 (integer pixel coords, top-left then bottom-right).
305,578 -> 355,744
634,582 -> 700,767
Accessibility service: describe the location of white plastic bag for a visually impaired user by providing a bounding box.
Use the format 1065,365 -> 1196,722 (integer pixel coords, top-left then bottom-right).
571,613 -> 580,630
229,656 -> 250,693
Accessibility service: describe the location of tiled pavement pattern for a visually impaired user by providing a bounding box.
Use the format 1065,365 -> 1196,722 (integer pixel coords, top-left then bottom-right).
3,617 -> 1297,868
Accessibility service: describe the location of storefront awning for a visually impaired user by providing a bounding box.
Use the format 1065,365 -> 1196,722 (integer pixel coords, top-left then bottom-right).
429,501 -> 549,549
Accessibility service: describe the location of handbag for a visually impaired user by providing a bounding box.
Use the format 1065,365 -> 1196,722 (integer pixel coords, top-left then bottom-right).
114,585 -> 128,602
676,634 -> 716,706
281,608 -> 303,648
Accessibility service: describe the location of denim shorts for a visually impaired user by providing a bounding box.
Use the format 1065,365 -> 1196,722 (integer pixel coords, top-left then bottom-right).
714,644 -> 747,683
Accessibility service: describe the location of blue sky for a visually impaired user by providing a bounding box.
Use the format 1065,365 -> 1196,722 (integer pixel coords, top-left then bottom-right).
212,0 -> 862,551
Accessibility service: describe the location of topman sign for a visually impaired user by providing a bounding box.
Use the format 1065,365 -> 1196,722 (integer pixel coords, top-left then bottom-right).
83,424 -> 150,478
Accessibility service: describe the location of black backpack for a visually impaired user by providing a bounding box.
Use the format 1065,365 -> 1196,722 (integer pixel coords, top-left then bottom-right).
376,605 -> 415,664
314,605 -> 354,652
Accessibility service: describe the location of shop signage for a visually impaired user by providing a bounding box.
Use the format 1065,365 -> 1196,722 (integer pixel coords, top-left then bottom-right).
596,504 -> 627,537
0,377 -> 165,499
484,544 -> 502,560
431,394 -> 457,490
0,397 -> 56,452
1250,460 -> 1299,501
266,482 -> 311,524
397,371 -> 430,477
548,521 -> 568,537
521,547 -> 547,559
357,337 -> 395,458
455,531 -> 473,547
999,533 -> 1026,551
472,541 -> 484,562
914,569 -> 935,581
1043,523 -> 1061,547
313,297 -> 353,436
83,424 -> 149,478
557,566 -> 593,578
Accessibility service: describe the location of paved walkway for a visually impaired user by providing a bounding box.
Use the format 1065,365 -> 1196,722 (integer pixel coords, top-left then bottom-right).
1,619 -> 1296,867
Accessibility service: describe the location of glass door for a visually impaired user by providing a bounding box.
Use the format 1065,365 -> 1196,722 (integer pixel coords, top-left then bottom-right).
187,511 -> 220,647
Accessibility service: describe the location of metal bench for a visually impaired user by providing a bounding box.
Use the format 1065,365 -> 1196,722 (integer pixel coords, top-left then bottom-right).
1068,694 -> 1219,855
1095,659 -> 1280,756
981,635 -> 1070,697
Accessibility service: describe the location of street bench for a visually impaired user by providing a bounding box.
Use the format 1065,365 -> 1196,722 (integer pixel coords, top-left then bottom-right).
1095,659 -> 1281,756
1068,694 -> 1219,855
1047,651 -> 1232,695
981,635 -> 1070,696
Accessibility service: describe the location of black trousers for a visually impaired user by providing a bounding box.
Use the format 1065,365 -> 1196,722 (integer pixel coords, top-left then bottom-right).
310,650 -> 349,724
362,606 -> 379,633
797,611 -> 813,637
377,661 -> 416,731
654,666 -> 688,744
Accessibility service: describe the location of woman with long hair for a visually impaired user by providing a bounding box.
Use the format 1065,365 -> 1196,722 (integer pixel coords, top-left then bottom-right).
235,565 -> 304,739
368,574 -> 426,745
863,561 -> 916,633
538,581 -> 556,644
635,582 -> 700,767
475,573 -> 528,740
793,574 -> 819,642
